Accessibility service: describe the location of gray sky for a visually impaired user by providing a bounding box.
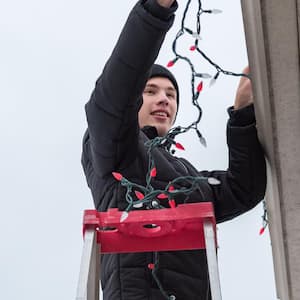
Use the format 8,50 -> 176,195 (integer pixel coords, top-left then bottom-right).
0,0 -> 277,299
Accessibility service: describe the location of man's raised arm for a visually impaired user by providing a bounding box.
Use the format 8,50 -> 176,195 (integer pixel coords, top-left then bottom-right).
83,1 -> 177,178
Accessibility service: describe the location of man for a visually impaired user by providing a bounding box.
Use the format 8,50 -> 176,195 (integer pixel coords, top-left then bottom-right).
82,0 -> 266,299
138,73 -> 178,137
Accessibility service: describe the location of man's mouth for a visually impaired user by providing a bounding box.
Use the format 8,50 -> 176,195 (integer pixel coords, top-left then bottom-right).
151,111 -> 169,118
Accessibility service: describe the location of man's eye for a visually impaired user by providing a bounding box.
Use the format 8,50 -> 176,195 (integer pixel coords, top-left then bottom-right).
167,93 -> 175,98
145,90 -> 155,94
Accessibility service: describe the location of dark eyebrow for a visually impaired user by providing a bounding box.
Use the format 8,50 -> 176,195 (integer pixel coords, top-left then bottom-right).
145,83 -> 176,92
144,83 -> 158,89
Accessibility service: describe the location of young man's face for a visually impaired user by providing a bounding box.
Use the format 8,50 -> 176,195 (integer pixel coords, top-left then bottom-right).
138,77 -> 178,136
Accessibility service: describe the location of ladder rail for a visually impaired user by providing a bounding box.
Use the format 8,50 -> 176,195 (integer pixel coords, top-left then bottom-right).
204,220 -> 222,300
76,229 -> 100,300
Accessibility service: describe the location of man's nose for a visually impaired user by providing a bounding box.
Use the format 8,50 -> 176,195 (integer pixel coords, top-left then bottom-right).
157,91 -> 169,105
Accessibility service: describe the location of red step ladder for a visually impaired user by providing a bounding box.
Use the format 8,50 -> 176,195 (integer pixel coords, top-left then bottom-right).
76,202 -> 222,300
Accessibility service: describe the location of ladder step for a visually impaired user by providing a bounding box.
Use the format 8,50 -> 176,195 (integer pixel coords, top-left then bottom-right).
77,202 -> 222,300
83,202 -> 216,253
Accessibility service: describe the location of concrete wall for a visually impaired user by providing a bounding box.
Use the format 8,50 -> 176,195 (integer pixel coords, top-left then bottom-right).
241,1 -> 300,299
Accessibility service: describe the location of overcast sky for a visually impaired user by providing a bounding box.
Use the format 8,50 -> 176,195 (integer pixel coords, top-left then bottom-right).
0,0 -> 277,299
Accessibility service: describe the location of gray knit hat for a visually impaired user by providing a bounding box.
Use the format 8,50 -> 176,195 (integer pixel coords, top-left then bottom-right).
148,64 -> 179,108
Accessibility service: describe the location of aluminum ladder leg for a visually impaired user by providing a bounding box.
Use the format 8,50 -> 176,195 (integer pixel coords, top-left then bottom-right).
76,229 -> 100,300
204,220 -> 222,300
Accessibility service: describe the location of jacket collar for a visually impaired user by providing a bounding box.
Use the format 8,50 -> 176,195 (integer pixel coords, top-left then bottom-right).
141,126 -> 174,152
141,126 -> 159,140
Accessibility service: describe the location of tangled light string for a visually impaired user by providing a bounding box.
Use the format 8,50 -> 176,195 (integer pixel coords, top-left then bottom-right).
166,0 -> 250,147
112,1 -> 266,299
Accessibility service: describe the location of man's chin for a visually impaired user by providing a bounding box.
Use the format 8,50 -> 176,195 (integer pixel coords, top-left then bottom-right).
155,125 -> 169,137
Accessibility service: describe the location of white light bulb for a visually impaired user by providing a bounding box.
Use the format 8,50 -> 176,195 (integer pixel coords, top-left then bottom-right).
192,32 -> 202,40
208,177 -> 221,185
152,200 -> 159,208
209,78 -> 217,87
120,211 -> 129,222
200,136 -> 207,147
211,9 -> 222,14
196,73 -> 212,79
133,202 -> 143,208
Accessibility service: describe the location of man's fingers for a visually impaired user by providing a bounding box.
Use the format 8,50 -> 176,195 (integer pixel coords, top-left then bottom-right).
243,66 -> 250,74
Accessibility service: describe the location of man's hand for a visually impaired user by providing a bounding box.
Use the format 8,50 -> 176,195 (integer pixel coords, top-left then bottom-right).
234,66 -> 253,110
156,0 -> 175,8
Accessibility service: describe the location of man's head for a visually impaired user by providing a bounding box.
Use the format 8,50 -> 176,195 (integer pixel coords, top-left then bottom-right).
138,64 -> 179,136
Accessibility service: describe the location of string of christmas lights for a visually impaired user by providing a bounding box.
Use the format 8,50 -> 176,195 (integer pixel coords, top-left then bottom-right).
111,0 -> 267,298
112,170 -> 221,222
149,252 -> 176,300
259,200 -> 269,235
166,0 -> 250,146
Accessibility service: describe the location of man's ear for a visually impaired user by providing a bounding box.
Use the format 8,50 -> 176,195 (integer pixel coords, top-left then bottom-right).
137,95 -> 143,111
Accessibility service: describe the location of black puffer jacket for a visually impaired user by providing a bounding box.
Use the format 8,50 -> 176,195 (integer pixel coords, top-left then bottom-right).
81,1 -> 266,299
